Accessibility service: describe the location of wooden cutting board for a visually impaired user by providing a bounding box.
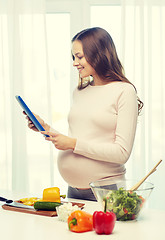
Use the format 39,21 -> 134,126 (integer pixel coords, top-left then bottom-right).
2,202 -> 85,217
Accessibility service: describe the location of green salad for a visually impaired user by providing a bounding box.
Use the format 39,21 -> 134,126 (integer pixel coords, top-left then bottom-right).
105,188 -> 145,221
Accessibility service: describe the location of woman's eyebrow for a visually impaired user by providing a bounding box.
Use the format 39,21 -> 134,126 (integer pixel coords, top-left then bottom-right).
75,52 -> 82,56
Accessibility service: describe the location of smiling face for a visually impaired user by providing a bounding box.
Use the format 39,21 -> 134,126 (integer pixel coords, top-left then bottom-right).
72,40 -> 96,79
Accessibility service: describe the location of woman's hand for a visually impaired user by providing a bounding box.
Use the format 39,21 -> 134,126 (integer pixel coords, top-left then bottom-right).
23,111 -> 50,132
41,131 -> 76,150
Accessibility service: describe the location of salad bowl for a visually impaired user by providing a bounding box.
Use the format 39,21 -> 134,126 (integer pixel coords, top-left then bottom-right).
90,177 -> 154,221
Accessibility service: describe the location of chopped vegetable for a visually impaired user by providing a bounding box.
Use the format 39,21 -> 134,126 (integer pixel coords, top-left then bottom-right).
57,203 -> 80,222
18,187 -> 66,206
68,210 -> 93,233
105,188 -> 145,221
93,198 -> 116,235
43,187 -> 61,203
19,197 -> 42,206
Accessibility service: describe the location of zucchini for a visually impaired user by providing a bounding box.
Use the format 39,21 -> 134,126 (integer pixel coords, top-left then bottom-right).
34,201 -> 62,211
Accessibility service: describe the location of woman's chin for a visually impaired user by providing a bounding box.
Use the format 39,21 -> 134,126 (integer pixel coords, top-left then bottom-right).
80,73 -> 88,78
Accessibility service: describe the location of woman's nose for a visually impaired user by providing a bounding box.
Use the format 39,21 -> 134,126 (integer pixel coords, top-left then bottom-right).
73,60 -> 79,67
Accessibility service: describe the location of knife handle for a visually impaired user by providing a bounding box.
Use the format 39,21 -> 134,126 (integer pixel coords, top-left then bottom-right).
0,196 -> 8,202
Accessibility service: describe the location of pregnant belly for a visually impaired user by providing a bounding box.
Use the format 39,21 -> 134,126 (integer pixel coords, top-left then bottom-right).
57,150 -> 125,188
57,150 -> 95,188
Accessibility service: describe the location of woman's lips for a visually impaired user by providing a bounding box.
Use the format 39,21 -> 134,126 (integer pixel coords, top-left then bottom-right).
77,67 -> 84,72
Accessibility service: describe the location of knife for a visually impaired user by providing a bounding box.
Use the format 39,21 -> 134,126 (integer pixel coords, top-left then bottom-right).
0,196 -> 34,209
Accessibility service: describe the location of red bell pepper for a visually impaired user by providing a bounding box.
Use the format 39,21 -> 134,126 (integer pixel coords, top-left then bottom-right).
93,198 -> 116,235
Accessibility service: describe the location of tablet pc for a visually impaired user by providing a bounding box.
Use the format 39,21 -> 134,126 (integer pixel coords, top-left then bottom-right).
15,95 -> 49,137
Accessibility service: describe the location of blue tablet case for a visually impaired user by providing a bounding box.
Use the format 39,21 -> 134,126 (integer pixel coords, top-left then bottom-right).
15,95 -> 49,137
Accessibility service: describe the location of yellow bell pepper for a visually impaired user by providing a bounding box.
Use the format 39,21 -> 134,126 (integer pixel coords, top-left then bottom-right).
43,187 -> 61,203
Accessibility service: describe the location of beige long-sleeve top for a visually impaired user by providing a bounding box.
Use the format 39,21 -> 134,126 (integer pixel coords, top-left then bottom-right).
57,81 -> 138,188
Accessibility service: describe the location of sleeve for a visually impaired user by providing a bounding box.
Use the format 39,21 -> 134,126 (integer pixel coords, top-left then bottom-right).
73,85 -> 138,164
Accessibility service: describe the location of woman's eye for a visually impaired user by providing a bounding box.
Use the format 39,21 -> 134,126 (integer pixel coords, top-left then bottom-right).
72,55 -> 83,61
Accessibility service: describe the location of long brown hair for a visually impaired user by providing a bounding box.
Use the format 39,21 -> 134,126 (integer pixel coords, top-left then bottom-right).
72,27 -> 143,114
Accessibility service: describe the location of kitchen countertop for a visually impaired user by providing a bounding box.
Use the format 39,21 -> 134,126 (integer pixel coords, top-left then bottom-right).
0,192 -> 165,240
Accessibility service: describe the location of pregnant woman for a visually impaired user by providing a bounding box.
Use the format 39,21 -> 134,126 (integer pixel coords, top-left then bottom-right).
25,27 -> 143,201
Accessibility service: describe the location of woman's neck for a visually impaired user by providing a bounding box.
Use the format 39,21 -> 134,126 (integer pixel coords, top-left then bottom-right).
92,75 -> 110,86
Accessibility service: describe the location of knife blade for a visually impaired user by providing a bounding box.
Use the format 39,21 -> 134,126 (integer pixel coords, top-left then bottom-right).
0,196 -> 34,210
5,201 -> 34,210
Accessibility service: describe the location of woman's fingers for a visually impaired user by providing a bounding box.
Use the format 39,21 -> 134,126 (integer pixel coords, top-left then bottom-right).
40,131 -> 57,138
40,131 -> 59,145
45,136 -> 55,142
28,122 -> 34,128
23,111 -> 40,132
23,111 -> 32,123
